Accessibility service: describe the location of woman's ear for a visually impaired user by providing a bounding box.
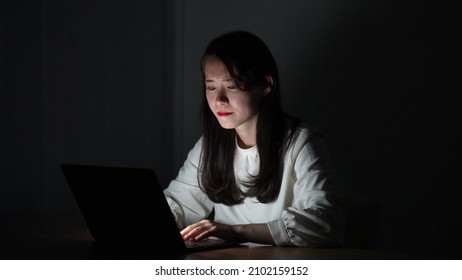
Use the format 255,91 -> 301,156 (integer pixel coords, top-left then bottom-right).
263,76 -> 274,96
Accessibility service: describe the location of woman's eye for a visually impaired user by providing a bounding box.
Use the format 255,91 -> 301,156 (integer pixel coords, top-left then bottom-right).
228,85 -> 237,90
206,86 -> 215,91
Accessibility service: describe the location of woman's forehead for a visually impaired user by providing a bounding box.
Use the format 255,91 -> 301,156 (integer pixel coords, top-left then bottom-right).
204,56 -> 233,81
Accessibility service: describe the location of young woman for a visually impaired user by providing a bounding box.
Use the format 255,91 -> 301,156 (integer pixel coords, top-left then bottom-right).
164,31 -> 344,247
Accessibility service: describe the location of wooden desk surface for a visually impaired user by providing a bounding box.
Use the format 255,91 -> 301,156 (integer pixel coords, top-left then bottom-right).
0,218 -> 411,260
183,244 -> 408,260
0,236 -> 409,260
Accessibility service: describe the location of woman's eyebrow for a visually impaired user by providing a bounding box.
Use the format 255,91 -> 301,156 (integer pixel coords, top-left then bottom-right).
205,78 -> 233,83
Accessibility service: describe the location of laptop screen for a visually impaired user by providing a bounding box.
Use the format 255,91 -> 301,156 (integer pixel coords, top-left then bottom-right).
61,164 -> 186,253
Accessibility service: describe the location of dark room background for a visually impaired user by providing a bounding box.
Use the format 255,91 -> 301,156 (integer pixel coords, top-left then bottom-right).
1,0 -> 461,259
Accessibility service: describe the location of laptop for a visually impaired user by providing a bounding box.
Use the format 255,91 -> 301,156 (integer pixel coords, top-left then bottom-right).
60,164 -> 239,257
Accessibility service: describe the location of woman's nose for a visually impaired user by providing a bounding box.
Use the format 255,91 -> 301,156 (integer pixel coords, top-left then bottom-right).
216,90 -> 228,105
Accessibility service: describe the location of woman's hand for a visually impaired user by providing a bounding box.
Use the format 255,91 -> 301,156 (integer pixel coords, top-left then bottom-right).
180,219 -> 276,245
181,219 -> 237,242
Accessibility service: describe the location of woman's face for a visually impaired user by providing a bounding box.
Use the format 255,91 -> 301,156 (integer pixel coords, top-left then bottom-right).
204,56 -> 264,138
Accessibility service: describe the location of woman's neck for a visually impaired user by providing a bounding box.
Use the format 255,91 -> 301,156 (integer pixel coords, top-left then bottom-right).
236,135 -> 256,149
234,116 -> 258,149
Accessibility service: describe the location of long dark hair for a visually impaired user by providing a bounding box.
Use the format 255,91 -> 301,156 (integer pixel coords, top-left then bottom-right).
199,31 -> 300,205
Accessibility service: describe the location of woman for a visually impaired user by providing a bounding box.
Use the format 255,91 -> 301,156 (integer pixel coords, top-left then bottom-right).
164,30 -> 344,247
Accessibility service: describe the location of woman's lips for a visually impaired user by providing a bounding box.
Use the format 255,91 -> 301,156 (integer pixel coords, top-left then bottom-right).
217,111 -> 232,117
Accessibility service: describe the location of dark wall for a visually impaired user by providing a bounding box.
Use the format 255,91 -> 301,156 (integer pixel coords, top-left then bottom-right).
1,0 -> 47,219
1,0 -> 461,259
283,2 -> 462,258
296,2 -> 462,258
1,0 -> 175,222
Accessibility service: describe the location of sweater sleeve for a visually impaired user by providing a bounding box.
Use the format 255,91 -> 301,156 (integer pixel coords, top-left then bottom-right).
267,129 -> 345,247
163,137 -> 214,229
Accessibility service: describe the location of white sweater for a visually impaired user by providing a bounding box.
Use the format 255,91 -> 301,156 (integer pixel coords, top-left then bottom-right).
164,123 -> 344,247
